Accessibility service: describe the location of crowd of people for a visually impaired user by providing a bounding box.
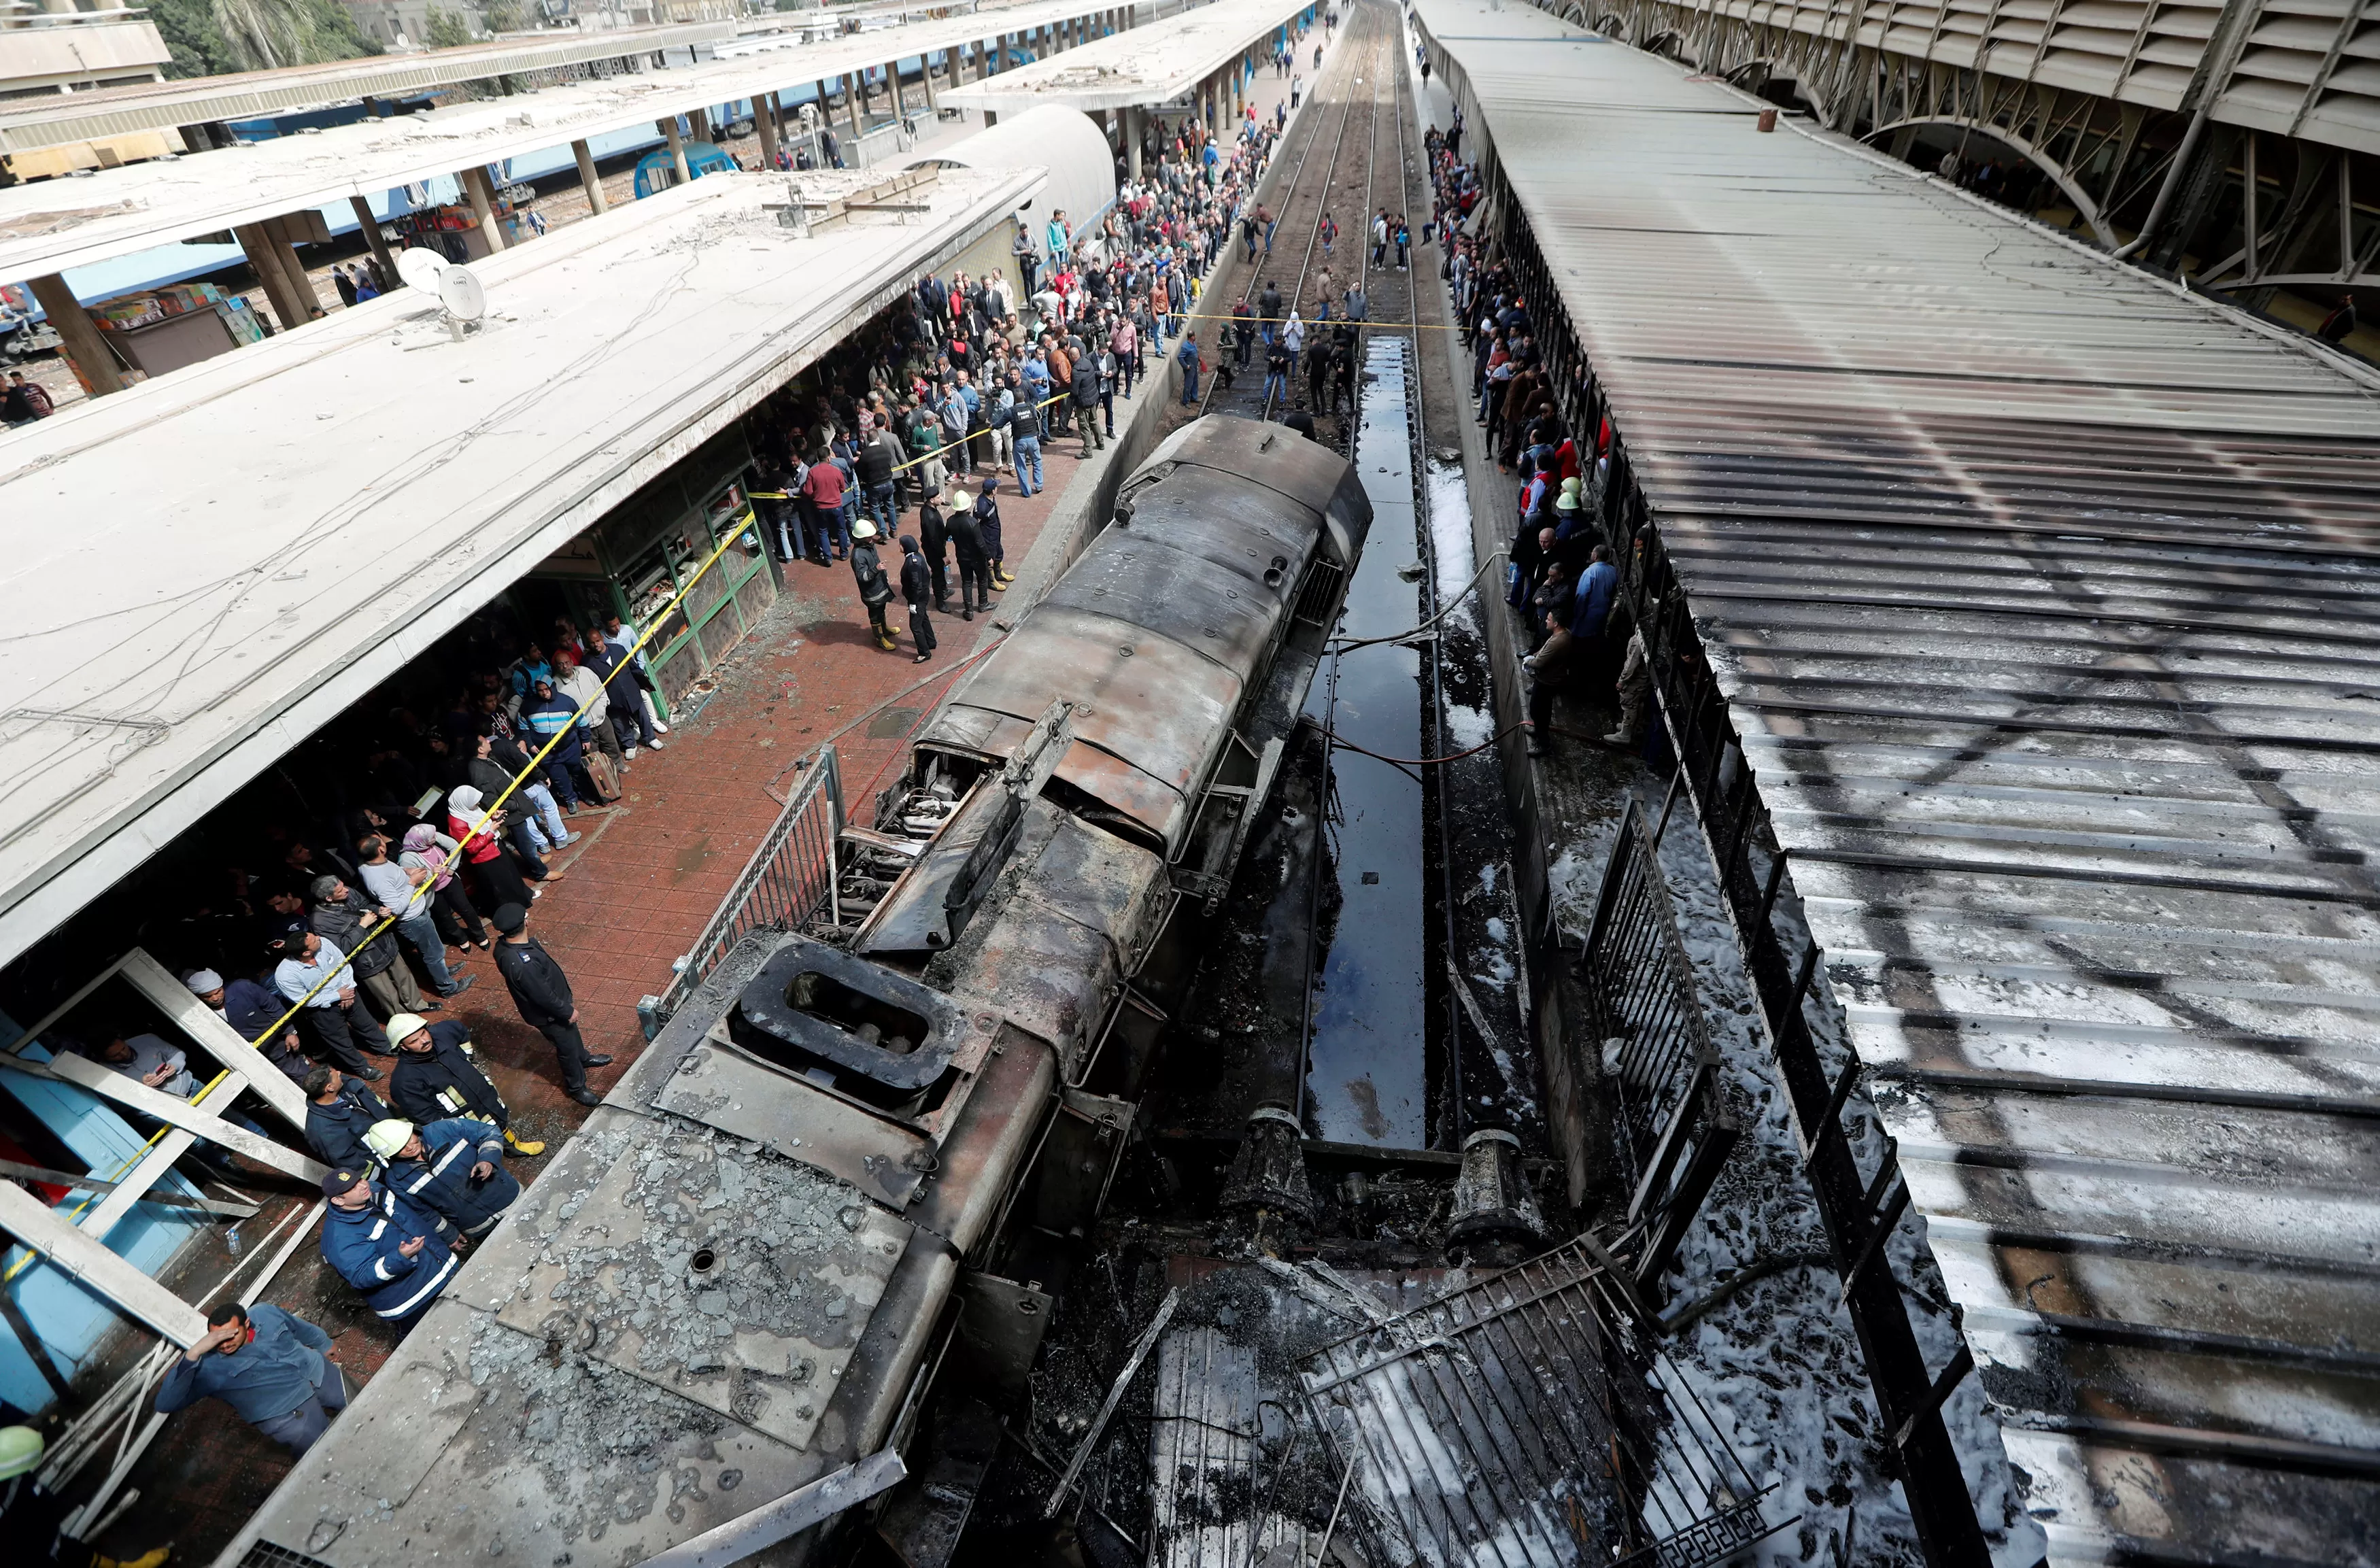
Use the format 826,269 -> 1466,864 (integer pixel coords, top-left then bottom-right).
1420,107 -> 1646,758
738,72 -> 1305,662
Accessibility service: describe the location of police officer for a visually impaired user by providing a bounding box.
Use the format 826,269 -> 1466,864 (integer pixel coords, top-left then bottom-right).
362,1117 -> 520,1241
318,1168 -> 460,1334
384,1012 -> 544,1157
490,902 -> 609,1106
303,1065 -> 390,1171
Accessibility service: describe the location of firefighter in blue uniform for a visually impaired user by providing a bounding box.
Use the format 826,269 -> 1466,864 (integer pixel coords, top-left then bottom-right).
318,1169 -> 461,1333
362,1117 -> 520,1241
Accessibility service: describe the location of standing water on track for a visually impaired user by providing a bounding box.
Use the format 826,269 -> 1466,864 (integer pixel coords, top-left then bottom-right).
1302,337 -> 1431,1146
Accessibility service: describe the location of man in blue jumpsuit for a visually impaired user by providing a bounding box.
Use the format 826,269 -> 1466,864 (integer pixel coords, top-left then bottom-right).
303,1066 -> 388,1171
319,1169 -> 461,1334
363,1117 -> 520,1241
155,1300 -> 347,1452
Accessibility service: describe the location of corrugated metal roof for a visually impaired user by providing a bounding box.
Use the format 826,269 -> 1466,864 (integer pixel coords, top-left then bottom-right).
940,0 -> 1309,112
1416,0 -> 2380,1561
0,24 -> 736,154
0,162 -> 1040,971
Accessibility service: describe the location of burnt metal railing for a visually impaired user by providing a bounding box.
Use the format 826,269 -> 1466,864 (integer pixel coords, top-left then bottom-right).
1578,789 -> 1741,1295
1469,112 -> 1993,1566
638,746 -> 844,1038
1300,1237 -> 1782,1568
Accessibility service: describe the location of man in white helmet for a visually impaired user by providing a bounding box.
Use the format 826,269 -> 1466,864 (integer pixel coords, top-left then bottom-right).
363,1116 -> 520,1240
383,1012 -> 544,1157
0,1422 -> 169,1566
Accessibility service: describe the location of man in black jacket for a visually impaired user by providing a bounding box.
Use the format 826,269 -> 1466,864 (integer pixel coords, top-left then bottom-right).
385,1012 -> 545,1155
945,485 -> 991,620
898,535 -> 937,665
304,1066 -> 390,1170
917,488 -> 953,610
490,903 -> 609,1106
309,874 -> 428,1024
1072,351 -> 1104,456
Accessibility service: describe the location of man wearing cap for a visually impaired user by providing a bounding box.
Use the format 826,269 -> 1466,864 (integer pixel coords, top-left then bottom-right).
155,1299 -> 347,1452
186,967 -> 311,1086
386,1013 -> 544,1156
490,903 -> 608,1106
309,872 -> 430,1023
364,1117 -> 519,1240
305,1066 -> 392,1170
319,1169 -> 460,1332
272,931 -> 378,1078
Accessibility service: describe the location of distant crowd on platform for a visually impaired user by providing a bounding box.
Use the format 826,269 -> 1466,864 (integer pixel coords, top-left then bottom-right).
739,88 -> 1295,662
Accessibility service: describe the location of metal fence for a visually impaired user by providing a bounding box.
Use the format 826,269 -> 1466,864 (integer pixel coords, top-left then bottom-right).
1580,790 -> 1710,1172
639,747 -> 845,1038
1575,790 -> 1741,1293
1299,1238 -> 1778,1568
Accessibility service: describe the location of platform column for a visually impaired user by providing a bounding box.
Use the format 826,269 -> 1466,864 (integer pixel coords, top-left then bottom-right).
751,101 -> 779,173
347,195 -> 405,287
27,273 -> 126,395
460,165 -> 509,253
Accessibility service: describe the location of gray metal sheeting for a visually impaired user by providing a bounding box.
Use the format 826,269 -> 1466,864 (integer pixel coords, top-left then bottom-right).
1418,0 -> 2380,1560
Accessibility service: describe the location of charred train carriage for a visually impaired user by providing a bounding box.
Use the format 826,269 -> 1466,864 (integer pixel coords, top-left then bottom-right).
222,417 -> 1372,1568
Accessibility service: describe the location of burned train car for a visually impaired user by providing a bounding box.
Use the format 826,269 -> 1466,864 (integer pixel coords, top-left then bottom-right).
220,416 -> 1370,1568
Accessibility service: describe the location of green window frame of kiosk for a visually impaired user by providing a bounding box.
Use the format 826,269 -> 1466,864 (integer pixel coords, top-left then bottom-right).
535,427 -> 779,722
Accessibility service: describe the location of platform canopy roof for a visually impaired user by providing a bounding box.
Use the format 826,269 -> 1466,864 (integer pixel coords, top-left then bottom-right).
0,0 -> 1112,286
0,23 -> 735,155
0,159 -> 1043,968
942,0 -> 1308,112
1414,0 -> 2380,1558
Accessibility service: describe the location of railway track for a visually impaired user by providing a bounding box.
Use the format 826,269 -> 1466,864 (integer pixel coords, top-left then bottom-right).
1196,1 -> 1416,441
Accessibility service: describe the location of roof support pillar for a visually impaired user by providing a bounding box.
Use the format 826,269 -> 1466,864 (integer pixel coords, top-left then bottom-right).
233,223 -> 307,332
26,273 -> 126,398
571,138 -> 610,217
843,70 -> 864,140
921,50 -> 939,114
660,116 -> 692,185
889,56 -> 907,122
752,96 -> 780,172
1127,104 -> 1145,180
690,105 -> 712,143
259,215 -> 320,322
460,164 -> 509,252
347,195 -> 405,290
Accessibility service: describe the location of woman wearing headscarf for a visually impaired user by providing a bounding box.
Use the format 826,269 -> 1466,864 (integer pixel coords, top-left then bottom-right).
445,787 -> 536,913
401,823 -> 488,951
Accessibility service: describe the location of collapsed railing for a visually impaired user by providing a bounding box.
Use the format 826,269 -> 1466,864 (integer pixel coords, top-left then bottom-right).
1578,789 -> 1740,1299
1299,1237 -> 1782,1568
638,745 -> 845,1038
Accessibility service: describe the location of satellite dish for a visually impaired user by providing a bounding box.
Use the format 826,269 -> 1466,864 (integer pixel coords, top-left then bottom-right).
438,264 -> 487,323
394,246 -> 448,292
